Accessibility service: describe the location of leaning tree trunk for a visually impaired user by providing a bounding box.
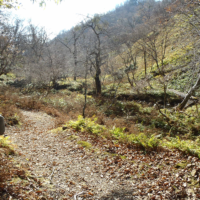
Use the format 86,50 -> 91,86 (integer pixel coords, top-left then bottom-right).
178,74 -> 200,110
126,73 -> 133,87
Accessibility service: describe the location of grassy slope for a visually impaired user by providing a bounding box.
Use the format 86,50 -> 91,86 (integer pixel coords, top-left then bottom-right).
57,15 -> 200,157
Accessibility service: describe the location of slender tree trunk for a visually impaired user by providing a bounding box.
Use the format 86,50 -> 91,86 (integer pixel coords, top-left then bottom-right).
74,74 -> 77,81
178,74 -> 200,110
164,83 -> 167,110
83,64 -> 88,118
144,50 -> 147,76
52,78 -> 57,89
74,54 -> 77,81
95,50 -> 101,95
133,76 -> 140,95
95,73 -> 101,95
126,73 -> 133,86
73,43 -> 78,81
83,87 -> 87,118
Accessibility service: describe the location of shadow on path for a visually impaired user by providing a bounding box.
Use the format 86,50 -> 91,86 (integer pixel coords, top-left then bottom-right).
99,189 -> 137,200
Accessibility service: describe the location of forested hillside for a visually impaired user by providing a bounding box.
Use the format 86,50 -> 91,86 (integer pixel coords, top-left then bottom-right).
1,0 -> 200,199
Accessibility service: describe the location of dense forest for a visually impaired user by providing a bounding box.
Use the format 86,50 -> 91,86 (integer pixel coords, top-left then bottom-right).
1,0 -> 200,199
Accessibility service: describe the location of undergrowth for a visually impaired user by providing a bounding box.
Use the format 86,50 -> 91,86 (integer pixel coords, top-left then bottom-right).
0,136 -> 14,154
66,114 -> 200,157
162,136 -> 200,158
0,86 -> 67,126
66,115 -> 161,151
2,84 -> 200,159
160,107 -> 200,136
0,91 -> 22,126
0,137 -> 31,199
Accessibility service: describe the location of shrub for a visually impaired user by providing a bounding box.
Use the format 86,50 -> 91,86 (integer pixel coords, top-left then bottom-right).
68,115 -> 106,135
127,133 -> 160,150
162,136 -> 200,158
0,136 -> 14,151
68,116 -> 160,151
110,127 -> 126,140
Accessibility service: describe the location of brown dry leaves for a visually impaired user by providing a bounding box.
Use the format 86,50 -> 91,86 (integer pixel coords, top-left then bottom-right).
4,110 -> 200,200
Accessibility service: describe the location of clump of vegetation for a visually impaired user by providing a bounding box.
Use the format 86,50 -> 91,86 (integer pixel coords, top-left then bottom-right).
162,136 -> 200,158
0,136 -> 14,154
68,115 -> 106,135
127,133 -> 161,150
159,107 -> 200,136
110,127 -> 127,139
67,116 -> 161,150
66,113 -> 200,156
77,141 -> 92,149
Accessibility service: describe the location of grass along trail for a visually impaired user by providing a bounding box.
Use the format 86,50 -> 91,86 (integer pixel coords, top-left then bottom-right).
7,110 -> 200,199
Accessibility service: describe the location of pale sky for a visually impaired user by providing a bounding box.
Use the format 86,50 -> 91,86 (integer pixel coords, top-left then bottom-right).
10,0 -> 126,38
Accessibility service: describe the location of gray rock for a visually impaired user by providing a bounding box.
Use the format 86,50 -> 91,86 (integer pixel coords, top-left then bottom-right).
0,115 -> 5,135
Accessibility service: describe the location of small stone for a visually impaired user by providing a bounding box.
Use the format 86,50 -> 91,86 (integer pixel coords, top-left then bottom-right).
191,169 -> 197,177
186,164 -> 192,168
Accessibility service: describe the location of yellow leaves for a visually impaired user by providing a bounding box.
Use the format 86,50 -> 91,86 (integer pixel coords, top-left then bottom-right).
68,115 -> 105,135
0,135 -> 13,151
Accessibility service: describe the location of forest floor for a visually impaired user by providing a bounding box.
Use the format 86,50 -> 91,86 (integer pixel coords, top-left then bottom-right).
6,110 -> 200,200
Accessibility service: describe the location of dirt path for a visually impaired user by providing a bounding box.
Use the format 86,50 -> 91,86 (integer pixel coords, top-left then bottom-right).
7,111 -> 200,200
8,111 -> 136,200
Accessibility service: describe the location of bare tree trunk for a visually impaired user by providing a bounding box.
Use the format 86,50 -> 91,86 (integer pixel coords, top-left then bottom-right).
95,73 -> 101,95
83,87 -> 87,118
73,42 -> 78,81
126,73 -> 133,86
164,83 -> 167,110
83,70 -> 88,118
73,56 -> 77,81
178,74 -> 200,110
144,50 -> 147,76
